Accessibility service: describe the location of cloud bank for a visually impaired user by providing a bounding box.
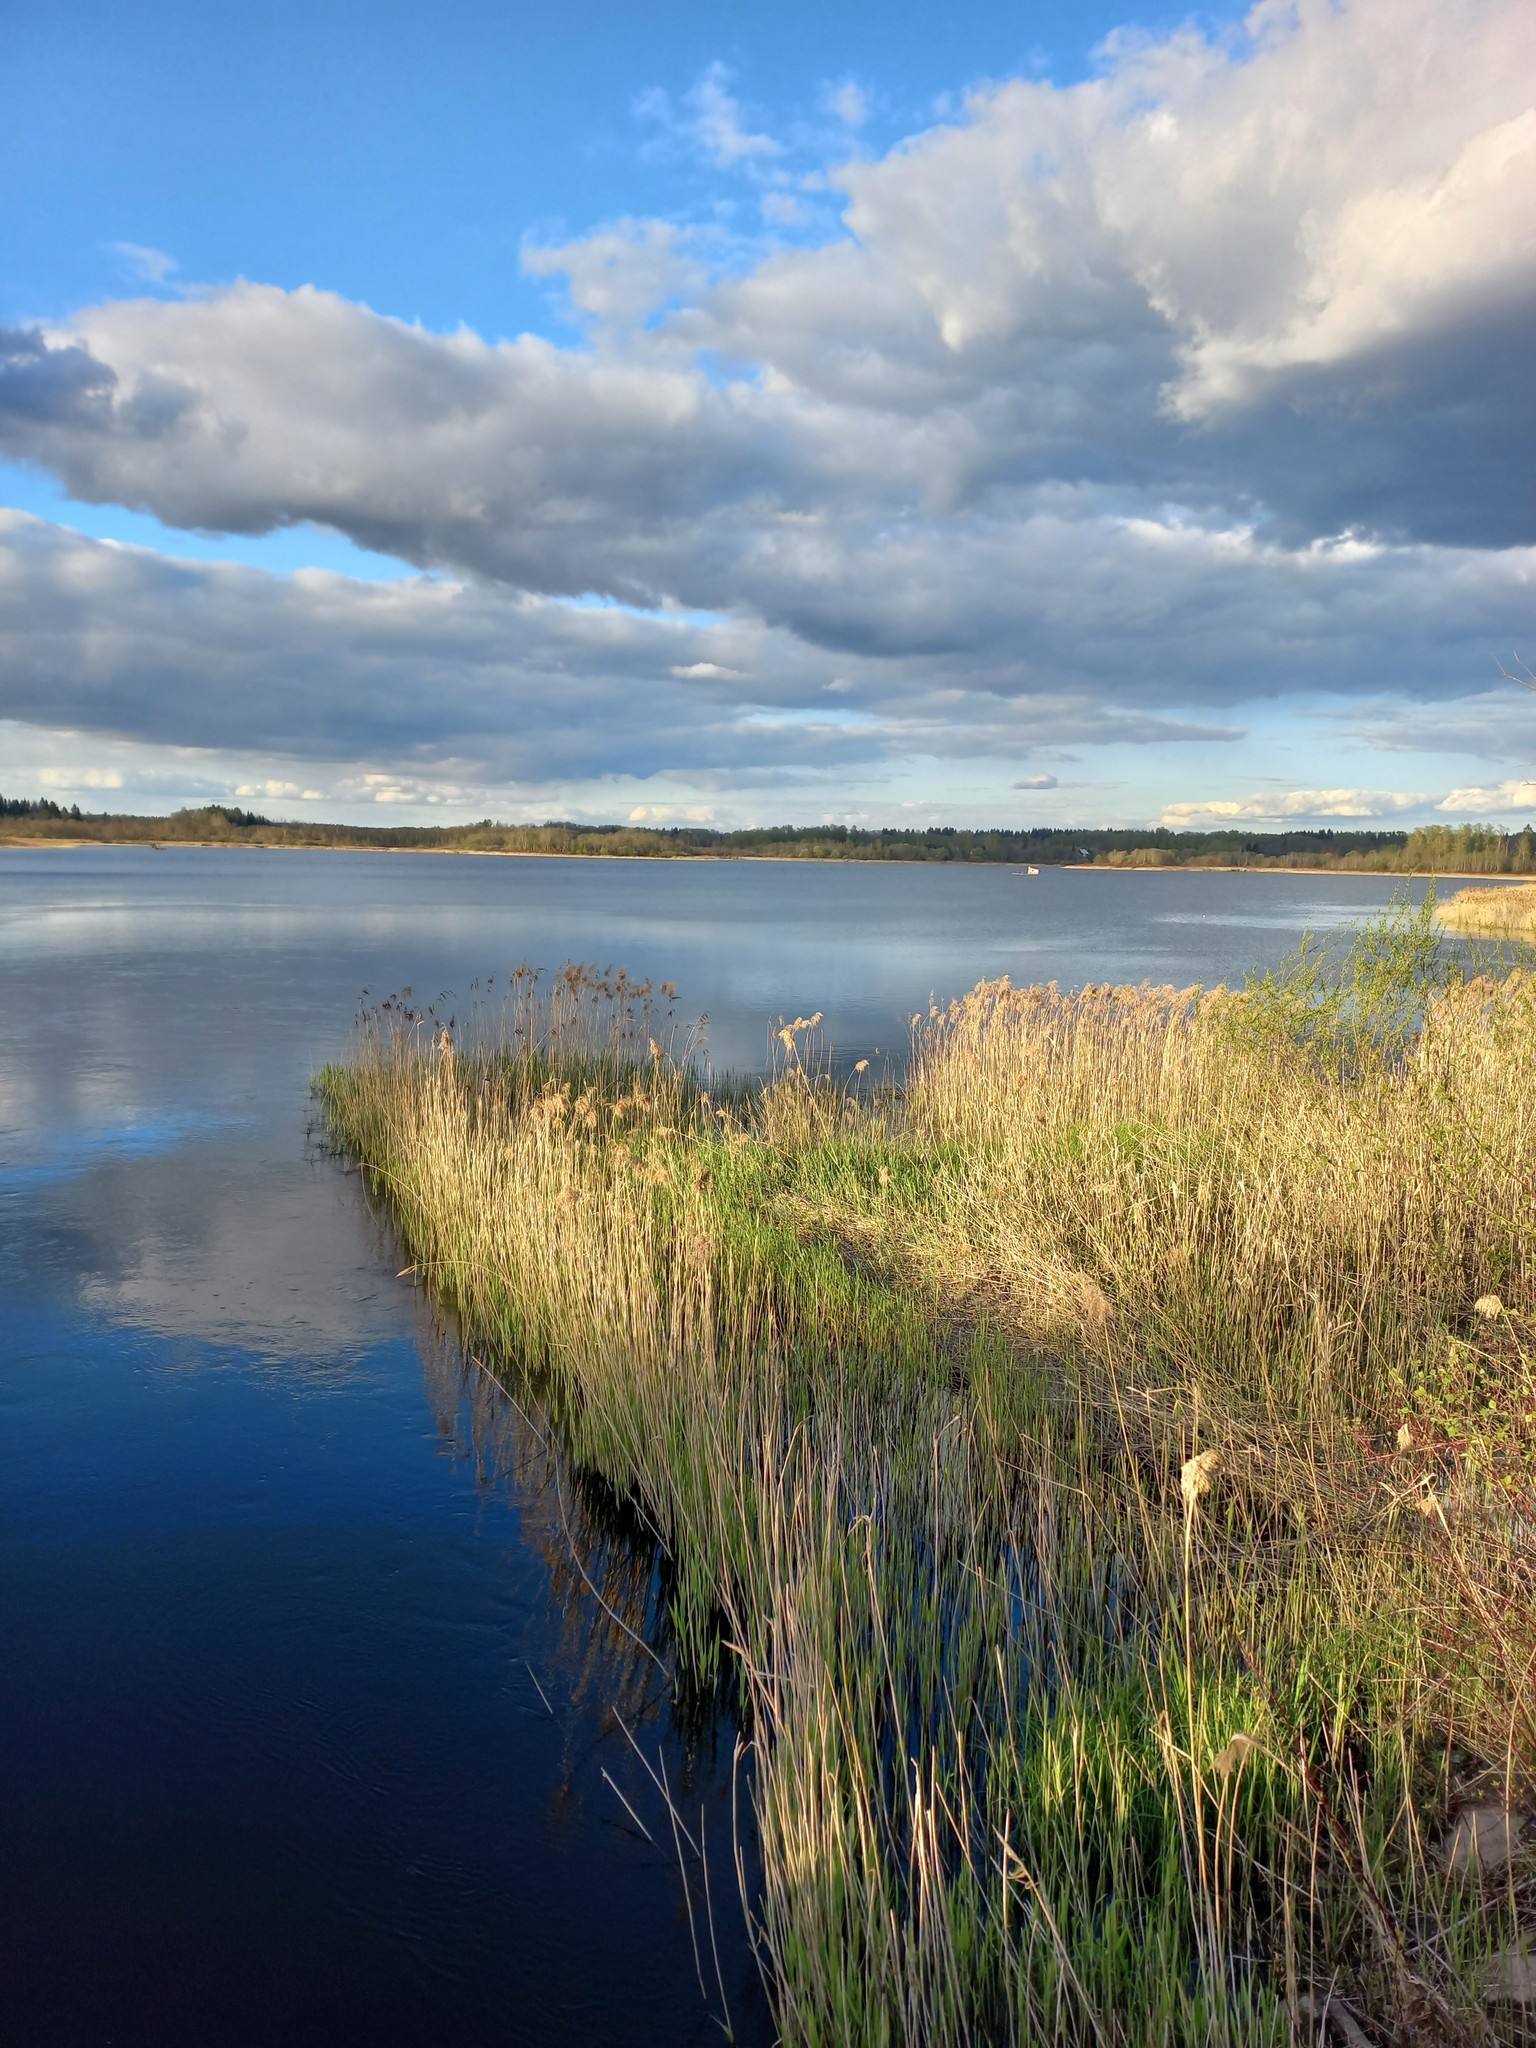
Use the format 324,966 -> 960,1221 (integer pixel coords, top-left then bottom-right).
1161,788 -> 1432,826
3,512 -> 1527,788
1,0 -> 1532,817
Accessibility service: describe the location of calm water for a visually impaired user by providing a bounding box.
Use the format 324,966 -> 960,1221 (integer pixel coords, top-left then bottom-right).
0,848 -> 1498,2045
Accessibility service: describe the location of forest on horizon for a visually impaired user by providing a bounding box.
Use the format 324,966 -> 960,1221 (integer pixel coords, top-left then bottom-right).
4,795 -> 1535,873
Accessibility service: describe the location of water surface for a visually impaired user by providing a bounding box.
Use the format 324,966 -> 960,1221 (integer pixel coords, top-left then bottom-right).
0,849 -> 1497,2043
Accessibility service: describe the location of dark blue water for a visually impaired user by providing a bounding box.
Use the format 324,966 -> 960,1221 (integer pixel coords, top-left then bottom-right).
0,848 -> 1506,2045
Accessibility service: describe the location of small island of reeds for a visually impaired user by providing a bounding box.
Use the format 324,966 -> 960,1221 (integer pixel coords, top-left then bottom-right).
1440,882 -> 1536,942
318,899 -> 1536,2046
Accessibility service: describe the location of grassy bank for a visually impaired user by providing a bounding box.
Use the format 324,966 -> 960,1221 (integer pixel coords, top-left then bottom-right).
318,912 -> 1536,2045
1441,883 -> 1536,941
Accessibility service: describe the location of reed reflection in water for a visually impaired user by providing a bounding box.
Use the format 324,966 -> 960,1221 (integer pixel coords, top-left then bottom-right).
412,1307 -> 766,2037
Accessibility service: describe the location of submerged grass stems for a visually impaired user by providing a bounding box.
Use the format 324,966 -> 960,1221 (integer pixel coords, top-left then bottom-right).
318,916 -> 1536,2045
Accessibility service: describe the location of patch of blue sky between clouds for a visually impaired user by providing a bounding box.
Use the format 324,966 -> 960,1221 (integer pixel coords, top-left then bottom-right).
0,463 -> 413,582
564,591 -> 731,628
741,706 -> 884,729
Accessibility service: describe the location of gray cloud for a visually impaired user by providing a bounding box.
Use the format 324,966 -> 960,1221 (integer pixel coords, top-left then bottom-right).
0,2 -> 1528,604
1333,689 -> 1536,762
0,326 -> 117,429
0,514 -> 1528,794
0,0 -> 1531,807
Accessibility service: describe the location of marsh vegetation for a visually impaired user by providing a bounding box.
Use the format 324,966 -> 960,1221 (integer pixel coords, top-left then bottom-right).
319,902 -> 1536,2045
1441,883 -> 1536,942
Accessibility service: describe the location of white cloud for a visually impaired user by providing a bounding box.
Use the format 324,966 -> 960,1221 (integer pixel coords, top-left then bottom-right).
1012,773 -> 1058,789
671,661 -> 745,679
761,191 -> 809,228
823,80 -> 869,129
108,242 -> 178,285
234,779 -> 323,801
639,63 -> 783,169
38,764 -> 123,789
1439,780 -> 1536,813
690,63 -> 781,165
627,802 -> 716,824
1160,789 -> 1432,825
342,772 -> 476,805
522,220 -> 704,330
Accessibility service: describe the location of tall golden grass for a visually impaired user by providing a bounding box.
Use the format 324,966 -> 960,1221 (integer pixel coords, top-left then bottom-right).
1441,883 -> 1536,940
319,924 -> 1536,2045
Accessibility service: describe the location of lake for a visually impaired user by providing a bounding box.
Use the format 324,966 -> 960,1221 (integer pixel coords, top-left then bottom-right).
0,848 -> 1498,2044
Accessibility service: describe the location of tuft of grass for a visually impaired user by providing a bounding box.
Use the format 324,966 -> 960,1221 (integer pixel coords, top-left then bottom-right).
318,917 -> 1536,2046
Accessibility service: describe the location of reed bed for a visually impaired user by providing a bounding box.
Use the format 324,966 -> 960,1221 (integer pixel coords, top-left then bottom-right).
319,918 -> 1536,2045
1441,884 -> 1536,941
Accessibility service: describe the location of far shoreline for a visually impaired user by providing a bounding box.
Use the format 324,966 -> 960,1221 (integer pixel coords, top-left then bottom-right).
1,834 -> 1529,883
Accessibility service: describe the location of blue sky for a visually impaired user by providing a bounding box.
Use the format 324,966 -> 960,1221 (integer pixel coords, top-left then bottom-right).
4,1 -> 1241,339
2,0 -> 1533,828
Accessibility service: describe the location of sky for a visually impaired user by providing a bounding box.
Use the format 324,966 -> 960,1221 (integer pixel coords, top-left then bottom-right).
1,0 -> 1533,831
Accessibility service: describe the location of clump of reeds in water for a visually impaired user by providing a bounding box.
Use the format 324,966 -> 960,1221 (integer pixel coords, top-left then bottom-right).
318,907 -> 1536,2046
1440,882 -> 1536,941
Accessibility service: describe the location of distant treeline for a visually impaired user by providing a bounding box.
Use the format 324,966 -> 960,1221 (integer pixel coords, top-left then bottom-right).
2,793 -> 85,820
4,798 -> 1535,873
